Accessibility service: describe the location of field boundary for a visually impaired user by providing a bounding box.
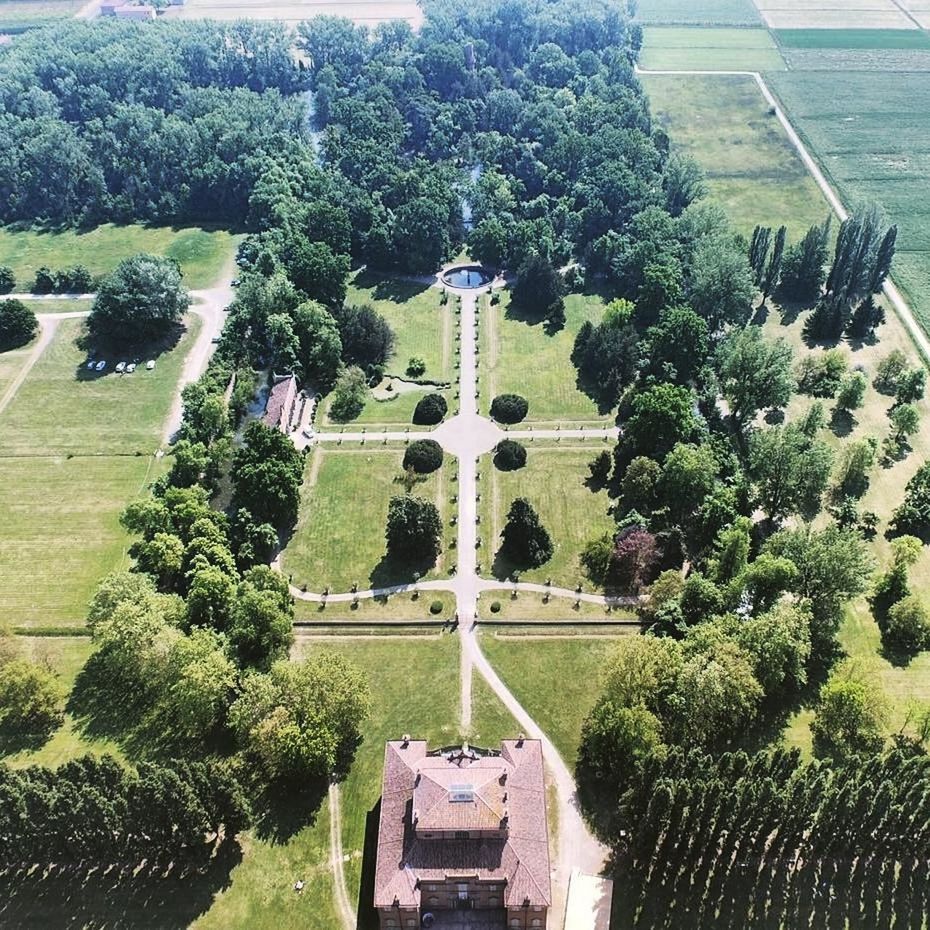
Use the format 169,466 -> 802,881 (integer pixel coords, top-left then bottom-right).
637,64 -> 930,366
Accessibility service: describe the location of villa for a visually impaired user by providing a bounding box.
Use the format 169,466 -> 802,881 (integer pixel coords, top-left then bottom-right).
374,737 -> 551,929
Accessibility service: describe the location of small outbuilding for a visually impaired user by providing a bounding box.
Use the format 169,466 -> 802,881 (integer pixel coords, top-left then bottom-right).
262,373 -> 298,433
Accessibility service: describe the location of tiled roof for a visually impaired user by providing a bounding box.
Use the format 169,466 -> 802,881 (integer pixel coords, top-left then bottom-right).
262,373 -> 297,431
374,739 -> 551,910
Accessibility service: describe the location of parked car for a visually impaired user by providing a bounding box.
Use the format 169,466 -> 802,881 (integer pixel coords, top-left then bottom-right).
86,360 -> 96,370
115,362 -> 126,373
95,360 -> 106,371
126,363 -> 136,373
146,360 -> 155,371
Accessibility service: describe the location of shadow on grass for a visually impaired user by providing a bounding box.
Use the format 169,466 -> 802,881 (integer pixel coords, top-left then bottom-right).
75,320 -> 186,380
369,550 -> 437,590
0,726 -> 56,756
829,407 -> 855,438
252,778 -> 329,845
353,270 -> 432,304
0,840 -> 242,930
355,801 -> 381,930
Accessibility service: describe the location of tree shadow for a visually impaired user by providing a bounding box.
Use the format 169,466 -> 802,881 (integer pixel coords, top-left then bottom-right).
829,407 -> 855,438
369,550 -> 436,590
0,727 -> 56,756
774,294 -> 814,326
503,301 -> 547,329
355,801 -> 381,930
764,408 -> 786,426
75,321 -> 186,380
750,301 -> 769,326
353,270 -> 432,304
0,841 -> 242,930
251,778 -> 329,844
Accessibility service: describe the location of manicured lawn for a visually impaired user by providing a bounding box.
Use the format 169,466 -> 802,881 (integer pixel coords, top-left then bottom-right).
290,635 -> 461,920
640,26 -> 786,71
0,346 -> 29,399
478,445 -> 615,588
635,0 -> 761,26
478,590 -> 637,621
0,315 -> 200,456
19,298 -> 95,315
768,69 -> 930,334
480,633 -> 617,769
481,290 -> 611,424
294,591 -> 454,623
0,224 -> 237,291
282,445 -> 455,593
328,384 -> 455,430
641,73 -> 832,241
0,456 -> 160,628
469,673 -> 519,748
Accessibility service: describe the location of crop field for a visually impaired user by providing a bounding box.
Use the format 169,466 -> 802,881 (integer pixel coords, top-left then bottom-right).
639,26 -> 786,70
642,73 -> 831,240
0,224 -> 237,291
774,28 -> 930,48
0,0 -> 79,30
768,69 -> 930,333
281,445 -> 455,593
779,47 -> 930,70
753,0 -> 917,30
481,290 -> 611,424
0,316 -> 200,456
167,0 -> 422,27
635,0 -> 761,26
478,445 -> 615,589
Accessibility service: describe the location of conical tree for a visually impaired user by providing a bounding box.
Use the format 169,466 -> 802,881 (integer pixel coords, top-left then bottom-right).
500,498 -> 553,568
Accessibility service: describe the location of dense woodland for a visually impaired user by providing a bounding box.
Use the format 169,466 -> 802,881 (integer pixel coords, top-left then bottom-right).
4,1 -> 930,919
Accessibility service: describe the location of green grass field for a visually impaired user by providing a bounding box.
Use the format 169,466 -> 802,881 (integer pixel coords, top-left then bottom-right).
0,0 -> 79,30
478,445 -> 615,588
0,346 -> 29,398
18,298 -> 95,316
294,591 -> 453,623
282,445 -> 455,592
0,315 -> 200,456
780,47 -> 930,71
768,70 -> 930,333
481,290 -> 611,424
0,224 -> 237,290
640,26 -> 786,71
774,28 -> 930,49
635,0 -> 761,26
480,633 -> 617,768
642,73 -> 832,240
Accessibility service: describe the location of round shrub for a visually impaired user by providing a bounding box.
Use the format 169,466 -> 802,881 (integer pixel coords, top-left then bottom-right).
407,357 -> 427,378
413,393 -> 448,426
404,438 -> 444,474
494,439 -> 527,471
0,299 -> 38,351
429,600 -> 444,615
490,601 -> 502,614
490,393 -> 528,424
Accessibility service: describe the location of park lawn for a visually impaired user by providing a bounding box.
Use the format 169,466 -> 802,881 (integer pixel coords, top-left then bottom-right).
0,456 -> 161,628
282,445 -> 455,593
3,637 -> 126,769
323,384 -> 454,430
768,69 -> 930,334
640,26 -> 786,71
481,290 -> 612,424
294,591 -> 454,623
641,73 -> 832,241
0,315 -> 200,456
0,225 -> 237,291
635,0 -> 761,26
469,673 -> 520,748
290,635 -> 461,918
478,445 -> 615,589
479,633 -> 617,769
478,590 -> 638,622
774,28 -> 930,49
19,298 -> 95,315
0,345 -> 29,398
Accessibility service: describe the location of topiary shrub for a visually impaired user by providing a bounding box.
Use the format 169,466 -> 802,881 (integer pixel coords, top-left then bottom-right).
490,393 -> 528,424
407,357 -> 426,378
429,600 -> 444,615
494,439 -> 527,471
490,601 -> 501,614
413,393 -> 448,425
403,438 -> 444,474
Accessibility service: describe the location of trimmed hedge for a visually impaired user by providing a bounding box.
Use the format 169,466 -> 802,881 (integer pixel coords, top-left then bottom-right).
413,393 -> 448,425
403,438 -> 444,474
491,393 -> 528,424
494,439 -> 527,471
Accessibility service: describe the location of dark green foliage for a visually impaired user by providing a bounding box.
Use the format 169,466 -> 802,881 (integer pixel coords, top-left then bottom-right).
231,420 -> 304,529
284,240 -> 349,309
644,306 -> 709,384
779,218 -> 831,302
332,302 -> 394,372
0,659 -> 63,739
412,393 -> 448,425
891,461 -> 930,540
403,439 -> 444,474
385,495 -> 442,563
589,450 -> 612,486
622,384 -> 699,461
716,326 -> 794,427
0,299 -> 37,350
88,254 -> 190,345
748,225 -> 771,287
328,366 -> 368,422
572,316 -> 639,406
795,349 -> 847,398
500,498 -> 553,569
430,600 -> 444,615
490,393 -> 528,424
0,266 -> 14,294
493,439 -> 527,471
762,225 -> 786,300
512,252 -> 565,329
32,267 -> 55,294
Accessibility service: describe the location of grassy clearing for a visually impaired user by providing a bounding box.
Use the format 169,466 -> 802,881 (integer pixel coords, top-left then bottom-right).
640,26 -> 786,71
478,445 -> 615,589
0,456 -> 160,628
282,445 -> 455,593
480,290 -> 611,424
774,28 -> 930,49
0,346 -> 29,398
469,673 -> 520,748
0,224 -> 237,291
768,69 -> 930,333
642,73 -> 831,241
479,633 -> 618,768
18,298 -> 95,315
635,0 -> 761,26
290,635 -> 461,918
0,314 -> 200,456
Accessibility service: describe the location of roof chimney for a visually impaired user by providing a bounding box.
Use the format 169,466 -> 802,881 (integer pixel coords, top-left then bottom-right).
516,733 -> 525,747
402,734 -> 411,747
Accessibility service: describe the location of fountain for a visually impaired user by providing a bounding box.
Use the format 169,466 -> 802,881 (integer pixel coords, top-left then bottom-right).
442,264 -> 493,289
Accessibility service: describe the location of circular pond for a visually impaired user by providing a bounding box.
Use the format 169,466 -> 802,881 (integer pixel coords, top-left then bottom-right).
442,265 -> 492,289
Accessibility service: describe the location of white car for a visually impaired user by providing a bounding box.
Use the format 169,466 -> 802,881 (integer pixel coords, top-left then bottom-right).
86,360 -> 96,370
95,360 -> 106,372
126,363 -> 136,374
146,360 -> 155,371
115,362 -> 126,374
